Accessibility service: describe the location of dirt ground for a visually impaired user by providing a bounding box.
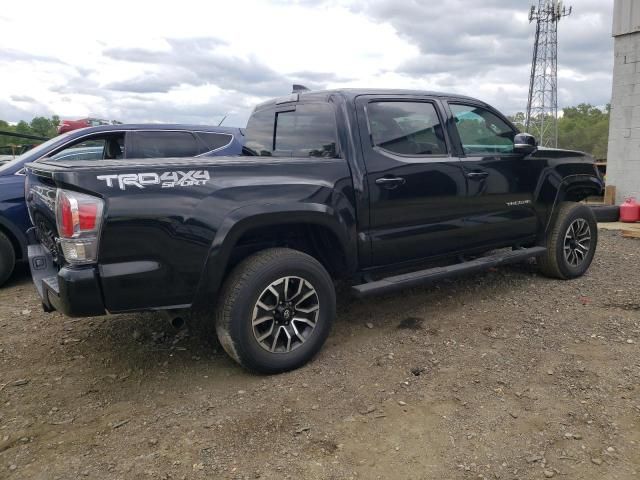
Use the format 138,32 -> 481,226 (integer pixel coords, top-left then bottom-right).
1,229 -> 639,480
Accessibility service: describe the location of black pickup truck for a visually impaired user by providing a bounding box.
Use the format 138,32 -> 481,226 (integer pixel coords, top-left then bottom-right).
25,88 -> 603,373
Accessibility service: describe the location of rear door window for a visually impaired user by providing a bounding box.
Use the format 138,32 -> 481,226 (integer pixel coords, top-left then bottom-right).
130,131 -> 200,158
366,101 -> 447,156
274,104 -> 338,158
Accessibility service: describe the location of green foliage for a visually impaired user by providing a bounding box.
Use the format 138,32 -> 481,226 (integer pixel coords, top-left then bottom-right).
0,115 -> 60,154
509,104 -> 610,159
15,120 -> 31,134
29,116 -> 59,137
510,112 -> 526,131
557,104 -> 609,159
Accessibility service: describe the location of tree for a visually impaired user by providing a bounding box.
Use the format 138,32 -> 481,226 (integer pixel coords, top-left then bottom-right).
557,104 -> 609,159
15,121 -> 31,134
510,104 -> 609,159
0,116 -> 61,152
30,116 -> 60,138
509,112 -> 526,131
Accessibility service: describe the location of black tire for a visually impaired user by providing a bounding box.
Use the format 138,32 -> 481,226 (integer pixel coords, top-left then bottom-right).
538,202 -> 598,279
215,248 -> 336,374
590,205 -> 620,223
0,231 -> 15,287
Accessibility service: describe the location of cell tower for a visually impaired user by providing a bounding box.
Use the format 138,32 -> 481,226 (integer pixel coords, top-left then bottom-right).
525,0 -> 572,147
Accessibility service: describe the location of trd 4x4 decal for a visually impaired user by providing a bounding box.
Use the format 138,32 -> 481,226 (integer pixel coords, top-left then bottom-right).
97,170 -> 210,190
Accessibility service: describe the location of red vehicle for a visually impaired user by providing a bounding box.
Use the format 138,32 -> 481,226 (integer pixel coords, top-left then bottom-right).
57,118 -> 121,134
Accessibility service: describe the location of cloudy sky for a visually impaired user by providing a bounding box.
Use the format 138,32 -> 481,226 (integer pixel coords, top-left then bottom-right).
0,0 -> 614,127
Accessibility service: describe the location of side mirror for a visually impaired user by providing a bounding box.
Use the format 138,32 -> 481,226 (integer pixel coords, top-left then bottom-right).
514,133 -> 537,154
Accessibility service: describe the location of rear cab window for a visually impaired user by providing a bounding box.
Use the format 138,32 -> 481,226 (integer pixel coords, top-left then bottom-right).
243,109 -> 274,156
244,103 -> 339,158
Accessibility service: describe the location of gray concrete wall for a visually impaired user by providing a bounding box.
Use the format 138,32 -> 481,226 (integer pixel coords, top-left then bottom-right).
607,5 -> 640,204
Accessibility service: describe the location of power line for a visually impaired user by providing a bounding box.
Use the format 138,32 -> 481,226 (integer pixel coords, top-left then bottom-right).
0,130 -> 49,141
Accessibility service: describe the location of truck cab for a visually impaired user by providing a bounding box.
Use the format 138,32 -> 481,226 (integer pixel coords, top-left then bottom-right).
244,89 -> 600,270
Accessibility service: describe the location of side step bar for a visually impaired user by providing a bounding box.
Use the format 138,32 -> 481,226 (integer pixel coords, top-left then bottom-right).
352,246 -> 547,298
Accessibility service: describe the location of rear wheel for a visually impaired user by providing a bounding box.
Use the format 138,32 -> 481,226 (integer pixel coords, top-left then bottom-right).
215,248 -> 336,374
0,231 -> 15,287
538,202 -> 598,279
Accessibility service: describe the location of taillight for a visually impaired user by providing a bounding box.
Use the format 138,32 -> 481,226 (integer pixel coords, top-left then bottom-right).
79,204 -> 98,230
57,192 -> 74,237
55,189 -> 104,264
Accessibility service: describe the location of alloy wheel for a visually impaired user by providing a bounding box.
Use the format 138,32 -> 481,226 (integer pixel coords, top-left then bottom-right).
563,218 -> 591,267
251,276 -> 320,353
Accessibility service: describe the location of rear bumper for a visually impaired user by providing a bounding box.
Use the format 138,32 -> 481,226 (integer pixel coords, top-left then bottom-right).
27,230 -> 106,317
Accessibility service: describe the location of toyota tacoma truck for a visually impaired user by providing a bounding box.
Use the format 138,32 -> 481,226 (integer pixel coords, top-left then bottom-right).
24,88 -> 603,373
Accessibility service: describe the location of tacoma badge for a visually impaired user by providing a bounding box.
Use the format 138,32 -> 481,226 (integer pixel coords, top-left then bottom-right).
97,170 -> 210,190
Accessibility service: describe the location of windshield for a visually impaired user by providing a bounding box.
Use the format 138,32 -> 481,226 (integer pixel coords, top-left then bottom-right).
0,132 -> 73,173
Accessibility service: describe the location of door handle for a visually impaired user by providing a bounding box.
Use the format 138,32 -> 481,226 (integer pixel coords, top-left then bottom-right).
375,176 -> 406,189
465,171 -> 489,180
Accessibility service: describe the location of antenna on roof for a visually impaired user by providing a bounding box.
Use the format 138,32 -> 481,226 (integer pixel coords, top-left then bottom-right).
292,84 -> 310,93
218,114 -> 228,127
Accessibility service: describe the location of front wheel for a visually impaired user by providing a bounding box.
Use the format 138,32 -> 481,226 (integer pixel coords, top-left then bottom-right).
215,248 -> 336,374
538,202 -> 598,279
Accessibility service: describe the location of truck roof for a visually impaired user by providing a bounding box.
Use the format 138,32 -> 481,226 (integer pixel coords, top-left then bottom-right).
254,88 -> 485,111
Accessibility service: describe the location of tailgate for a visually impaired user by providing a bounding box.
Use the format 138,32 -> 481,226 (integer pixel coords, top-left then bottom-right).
25,163 -> 107,316
25,157 -> 219,313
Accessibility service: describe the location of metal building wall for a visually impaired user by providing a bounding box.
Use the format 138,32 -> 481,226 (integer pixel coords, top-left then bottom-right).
607,0 -> 640,203
612,0 -> 640,37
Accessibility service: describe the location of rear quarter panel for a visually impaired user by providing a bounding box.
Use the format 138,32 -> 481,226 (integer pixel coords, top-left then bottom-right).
30,157 -> 356,312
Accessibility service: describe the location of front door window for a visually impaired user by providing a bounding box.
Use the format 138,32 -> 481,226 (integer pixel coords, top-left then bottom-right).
46,134 -> 125,161
449,104 -> 515,155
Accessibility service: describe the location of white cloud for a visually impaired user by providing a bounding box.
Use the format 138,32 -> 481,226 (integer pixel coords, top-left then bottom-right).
0,0 -> 614,126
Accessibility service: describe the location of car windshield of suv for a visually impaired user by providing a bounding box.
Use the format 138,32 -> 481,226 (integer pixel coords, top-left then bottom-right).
0,132 -> 73,174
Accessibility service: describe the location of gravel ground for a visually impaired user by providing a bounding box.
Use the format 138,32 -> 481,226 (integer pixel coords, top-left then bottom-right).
1,229 -> 639,480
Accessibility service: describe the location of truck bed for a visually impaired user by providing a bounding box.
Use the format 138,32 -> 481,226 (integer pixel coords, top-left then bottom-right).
25,154 -> 356,313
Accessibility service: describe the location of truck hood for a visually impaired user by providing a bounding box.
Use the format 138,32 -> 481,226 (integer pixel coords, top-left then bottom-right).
534,146 -> 592,160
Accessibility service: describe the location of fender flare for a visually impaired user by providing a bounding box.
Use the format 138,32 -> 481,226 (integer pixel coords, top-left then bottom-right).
541,173 -> 604,233
0,215 -> 27,259
194,203 -> 357,306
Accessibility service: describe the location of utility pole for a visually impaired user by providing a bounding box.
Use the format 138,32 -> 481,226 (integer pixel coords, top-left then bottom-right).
525,0 -> 572,148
